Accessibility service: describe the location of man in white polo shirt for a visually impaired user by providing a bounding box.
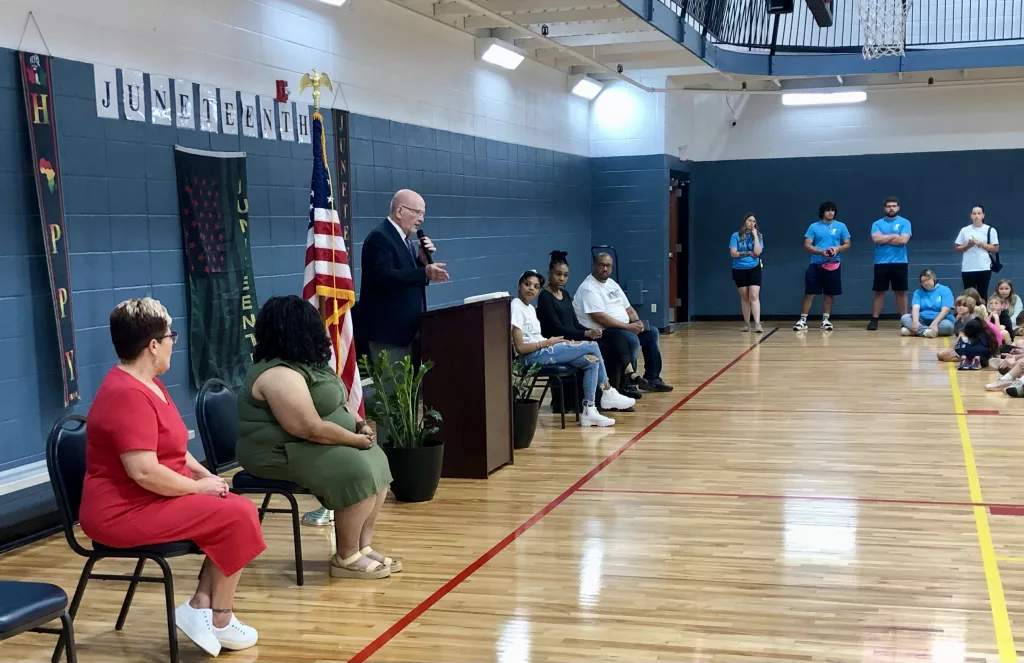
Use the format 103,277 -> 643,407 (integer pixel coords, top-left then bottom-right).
573,253 -> 673,394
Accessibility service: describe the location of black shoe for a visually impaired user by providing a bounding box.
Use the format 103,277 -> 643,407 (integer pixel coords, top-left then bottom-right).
866,318 -> 879,331
647,377 -> 674,392
635,376 -> 655,392
621,385 -> 642,400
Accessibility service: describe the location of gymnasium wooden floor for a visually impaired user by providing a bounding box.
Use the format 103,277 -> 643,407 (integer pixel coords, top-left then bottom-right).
4,322 -> 1024,662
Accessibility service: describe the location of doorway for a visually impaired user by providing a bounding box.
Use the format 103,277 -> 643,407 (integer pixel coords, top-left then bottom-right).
669,173 -> 690,324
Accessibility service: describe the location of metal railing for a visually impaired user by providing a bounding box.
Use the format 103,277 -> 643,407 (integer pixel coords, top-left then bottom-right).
656,0 -> 1024,51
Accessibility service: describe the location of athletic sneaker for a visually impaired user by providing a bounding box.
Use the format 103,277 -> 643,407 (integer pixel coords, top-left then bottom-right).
922,327 -> 937,338
753,324 -> 764,333
741,323 -> 750,332
176,602 -> 221,657
1005,379 -> 1024,397
214,615 -> 259,651
599,386 -> 634,410
820,318 -> 834,331
900,327 -> 912,336
959,356 -> 981,370
793,318 -> 808,331
581,405 -> 615,427
987,374 -> 1017,391
866,318 -> 879,331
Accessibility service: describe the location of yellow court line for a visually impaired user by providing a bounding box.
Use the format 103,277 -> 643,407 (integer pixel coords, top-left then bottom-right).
997,557 -> 1024,563
946,339 -> 1018,662
976,449 -> 1024,455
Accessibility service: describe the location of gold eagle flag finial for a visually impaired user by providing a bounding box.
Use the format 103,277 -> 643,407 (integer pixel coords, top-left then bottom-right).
299,69 -> 334,111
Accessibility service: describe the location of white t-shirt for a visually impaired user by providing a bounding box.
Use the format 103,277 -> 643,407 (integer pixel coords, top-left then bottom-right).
573,274 -> 631,330
956,224 -> 998,272
511,298 -> 545,346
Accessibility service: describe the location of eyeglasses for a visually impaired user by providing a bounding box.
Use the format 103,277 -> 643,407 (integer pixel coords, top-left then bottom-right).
158,332 -> 179,345
399,204 -> 425,217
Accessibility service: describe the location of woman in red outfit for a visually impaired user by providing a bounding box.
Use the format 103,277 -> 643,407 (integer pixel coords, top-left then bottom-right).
79,297 -> 265,658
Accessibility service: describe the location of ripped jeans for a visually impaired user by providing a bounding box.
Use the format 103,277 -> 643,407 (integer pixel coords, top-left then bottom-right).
520,340 -> 607,405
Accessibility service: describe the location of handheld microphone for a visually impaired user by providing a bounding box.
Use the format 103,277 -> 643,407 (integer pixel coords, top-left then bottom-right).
416,229 -> 434,265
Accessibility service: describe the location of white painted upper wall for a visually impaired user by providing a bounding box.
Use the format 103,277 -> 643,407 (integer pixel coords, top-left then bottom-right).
0,0 -> 591,155
589,77 -> 667,158
680,83 -> 1024,161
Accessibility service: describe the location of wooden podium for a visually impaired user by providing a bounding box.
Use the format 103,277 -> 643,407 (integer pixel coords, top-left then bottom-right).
420,297 -> 513,479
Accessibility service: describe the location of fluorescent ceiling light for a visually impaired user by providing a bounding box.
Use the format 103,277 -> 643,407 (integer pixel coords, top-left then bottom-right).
781,91 -> 866,106
313,0 -> 347,5
569,75 -> 604,100
476,38 -> 525,70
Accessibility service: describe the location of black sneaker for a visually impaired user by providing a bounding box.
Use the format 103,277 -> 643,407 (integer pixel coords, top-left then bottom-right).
647,377 -> 674,392
620,384 -> 642,400
866,318 -> 879,331
635,376 -> 655,392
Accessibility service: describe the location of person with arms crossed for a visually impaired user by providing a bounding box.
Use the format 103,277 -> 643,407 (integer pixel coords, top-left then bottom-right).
573,253 -> 673,393
867,197 -> 912,330
794,201 -> 851,332
901,269 -> 954,337
728,213 -> 764,333
955,205 -> 998,298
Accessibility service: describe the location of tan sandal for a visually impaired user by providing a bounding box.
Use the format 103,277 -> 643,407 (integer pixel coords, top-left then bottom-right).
329,552 -> 391,579
360,546 -> 402,573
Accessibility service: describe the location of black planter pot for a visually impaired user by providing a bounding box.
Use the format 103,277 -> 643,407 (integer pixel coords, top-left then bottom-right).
513,399 -> 540,449
382,440 -> 444,503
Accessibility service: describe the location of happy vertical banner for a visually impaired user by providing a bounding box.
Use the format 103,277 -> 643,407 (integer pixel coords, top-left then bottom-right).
20,52 -> 80,407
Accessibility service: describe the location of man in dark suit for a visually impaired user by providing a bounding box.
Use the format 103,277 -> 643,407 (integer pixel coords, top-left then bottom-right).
359,189 -> 449,367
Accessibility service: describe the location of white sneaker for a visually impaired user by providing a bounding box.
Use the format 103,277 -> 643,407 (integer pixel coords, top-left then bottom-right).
922,327 -> 937,338
600,387 -> 634,410
987,374 -> 1017,391
581,405 -> 614,427
214,614 -> 259,651
741,323 -> 750,332
175,602 -> 221,657
793,318 -> 808,331
900,327 -> 912,336
820,317 -> 833,331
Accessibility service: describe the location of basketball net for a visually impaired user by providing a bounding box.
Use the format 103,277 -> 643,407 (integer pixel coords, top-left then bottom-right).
856,0 -> 911,59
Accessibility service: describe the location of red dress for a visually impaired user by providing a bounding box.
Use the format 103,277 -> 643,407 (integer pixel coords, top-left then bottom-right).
79,367 -> 265,577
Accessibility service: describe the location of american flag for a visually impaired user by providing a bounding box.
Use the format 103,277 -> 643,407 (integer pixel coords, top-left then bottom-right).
302,111 -> 363,419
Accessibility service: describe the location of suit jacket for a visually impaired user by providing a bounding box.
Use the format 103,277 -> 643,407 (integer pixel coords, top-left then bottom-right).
358,220 -> 427,347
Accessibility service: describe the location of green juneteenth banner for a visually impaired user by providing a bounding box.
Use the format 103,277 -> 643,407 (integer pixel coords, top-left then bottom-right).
173,146 -> 258,389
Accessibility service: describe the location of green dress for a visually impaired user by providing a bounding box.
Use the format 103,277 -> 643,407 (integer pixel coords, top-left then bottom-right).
236,358 -> 392,510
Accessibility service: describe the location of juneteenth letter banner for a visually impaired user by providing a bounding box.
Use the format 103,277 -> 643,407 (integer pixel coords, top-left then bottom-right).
332,109 -> 353,255
173,146 -> 259,390
21,52 -> 80,407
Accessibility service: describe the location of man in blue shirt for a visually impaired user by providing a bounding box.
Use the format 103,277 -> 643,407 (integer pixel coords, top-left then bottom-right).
794,201 -> 852,331
867,196 -> 912,330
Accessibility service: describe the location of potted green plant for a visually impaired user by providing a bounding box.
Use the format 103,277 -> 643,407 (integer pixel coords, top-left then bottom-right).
512,358 -> 541,449
359,350 -> 443,503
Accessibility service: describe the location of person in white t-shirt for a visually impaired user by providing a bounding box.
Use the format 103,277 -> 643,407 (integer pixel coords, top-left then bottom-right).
573,253 -> 673,393
955,205 -> 999,298
511,270 -> 633,427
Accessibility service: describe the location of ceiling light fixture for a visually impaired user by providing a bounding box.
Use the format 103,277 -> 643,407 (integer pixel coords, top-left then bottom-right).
475,38 -> 525,71
568,74 -> 604,100
313,0 -> 348,6
781,90 -> 867,106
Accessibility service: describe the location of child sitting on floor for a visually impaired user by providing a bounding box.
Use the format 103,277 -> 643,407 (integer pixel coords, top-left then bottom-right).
956,316 -> 999,370
987,295 -> 1014,343
996,279 -> 1023,332
937,295 -> 978,362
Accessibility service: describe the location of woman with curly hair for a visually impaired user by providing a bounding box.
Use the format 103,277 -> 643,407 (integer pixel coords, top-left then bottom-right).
236,296 -> 397,580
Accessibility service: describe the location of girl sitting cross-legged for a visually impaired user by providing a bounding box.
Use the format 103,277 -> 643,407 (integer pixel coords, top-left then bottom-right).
936,295 -> 978,363
955,316 -> 999,370
511,270 -> 635,427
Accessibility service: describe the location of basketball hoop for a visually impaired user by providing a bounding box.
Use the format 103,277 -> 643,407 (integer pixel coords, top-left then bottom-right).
855,0 -> 911,59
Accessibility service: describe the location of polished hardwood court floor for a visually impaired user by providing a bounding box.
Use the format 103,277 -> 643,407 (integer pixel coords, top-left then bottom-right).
4,321 -> 1024,662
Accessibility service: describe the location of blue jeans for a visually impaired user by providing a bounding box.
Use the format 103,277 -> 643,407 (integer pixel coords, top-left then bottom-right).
521,341 -> 607,405
900,314 -> 954,336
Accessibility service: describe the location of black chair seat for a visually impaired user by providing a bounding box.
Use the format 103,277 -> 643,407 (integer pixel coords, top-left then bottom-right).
232,470 -> 309,494
93,540 -> 200,557
536,364 -> 575,377
0,581 -> 68,635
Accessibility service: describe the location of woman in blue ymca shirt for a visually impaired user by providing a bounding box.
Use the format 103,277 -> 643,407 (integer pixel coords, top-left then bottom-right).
729,213 -> 764,333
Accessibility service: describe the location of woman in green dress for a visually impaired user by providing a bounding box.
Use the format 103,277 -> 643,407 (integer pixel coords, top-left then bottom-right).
236,296 -> 398,580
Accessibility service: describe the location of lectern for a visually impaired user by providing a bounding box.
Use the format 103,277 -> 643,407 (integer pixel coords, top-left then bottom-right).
420,297 -> 513,479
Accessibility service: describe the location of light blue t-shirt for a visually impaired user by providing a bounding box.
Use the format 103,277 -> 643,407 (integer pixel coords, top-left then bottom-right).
805,220 -> 851,264
729,232 -> 762,270
912,283 -> 954,323
871,215 -> 912,264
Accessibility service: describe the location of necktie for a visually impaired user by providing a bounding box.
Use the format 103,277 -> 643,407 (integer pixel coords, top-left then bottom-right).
406,237 -> 419,264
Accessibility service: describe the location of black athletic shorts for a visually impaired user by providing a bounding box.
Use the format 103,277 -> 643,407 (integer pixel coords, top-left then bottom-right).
732,266 -> 762,288
805,264 -> 842,296
873,263 -> 909,292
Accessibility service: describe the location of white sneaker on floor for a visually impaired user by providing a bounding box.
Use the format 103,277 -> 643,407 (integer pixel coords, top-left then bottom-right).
820,318 -> 833,331
922,327 -> 937,338
900,327 -> 912,336
987,374 -> 1016,391
741,323 -> 750,332
581,405 -> 614,427
600,387 -> 634,410
175,602 -> 221,657
214,614 -> 259,651
793,318 -> 808,331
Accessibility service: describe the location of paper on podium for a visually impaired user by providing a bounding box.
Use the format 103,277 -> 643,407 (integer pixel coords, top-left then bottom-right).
463,291 -> 509,305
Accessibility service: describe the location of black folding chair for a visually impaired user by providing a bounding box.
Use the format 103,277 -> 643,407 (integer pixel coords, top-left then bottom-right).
46,415 -> 200,663
195,379 -> 306,586
0,581 -> 77,663
530,364 -> 580,429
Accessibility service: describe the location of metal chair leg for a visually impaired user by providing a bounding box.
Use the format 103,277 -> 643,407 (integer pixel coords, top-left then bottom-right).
116,558 -> 146,630
60,612 -> 77,663
538,378 -> 551,407
257,494 -> 272,523
53,558 -> 95,663
282,491 -> 305,586
154,556 -> 180,663
556,376 -> 566,429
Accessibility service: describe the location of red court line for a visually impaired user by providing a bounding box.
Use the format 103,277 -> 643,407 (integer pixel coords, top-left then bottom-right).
678,406 -> 1015,417
576,488 -> 1024,510
990,506 -> 1024,516
345,330 -> 779,663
